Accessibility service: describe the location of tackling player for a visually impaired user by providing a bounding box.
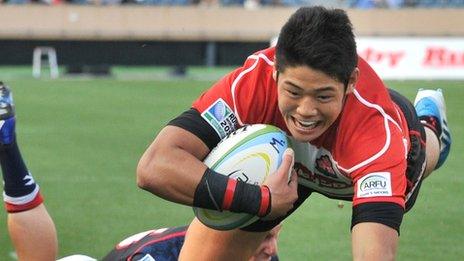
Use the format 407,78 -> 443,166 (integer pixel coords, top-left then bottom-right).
136,6 -> 452,260
0,82 -> 58,260
101,223 -> 281,261
57,224 -> 282,261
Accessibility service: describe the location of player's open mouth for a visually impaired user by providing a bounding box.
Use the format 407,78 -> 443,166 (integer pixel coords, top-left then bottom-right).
293,117 -> 319,131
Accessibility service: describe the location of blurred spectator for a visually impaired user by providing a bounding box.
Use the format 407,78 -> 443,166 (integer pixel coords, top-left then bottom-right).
2,0 -> 464,8
136,0 -> 191,5
305,0 -> 350,8
257,0 -> 349,8
244,0 -> 259,9
220,0 -> 243,6
349,0 -> 464,8
4,0 -> 31,4
101,0 -> 122,5
402,0 -> 417,7
350,0 -> 405,8
4,0 -> 63,4
415,0 -> 464,7
197,0 -> 219,6
386,0 -> 405,7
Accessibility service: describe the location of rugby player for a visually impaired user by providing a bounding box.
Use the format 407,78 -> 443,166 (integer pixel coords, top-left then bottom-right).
58,224 -> 282,261
0,82 -> 58,261
137,6 -> 452,260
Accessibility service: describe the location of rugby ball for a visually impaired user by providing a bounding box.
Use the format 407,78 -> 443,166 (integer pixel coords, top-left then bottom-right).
193,124 -> 289,230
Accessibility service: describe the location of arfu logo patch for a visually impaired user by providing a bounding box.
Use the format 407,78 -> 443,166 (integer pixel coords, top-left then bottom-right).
201,99 -> 237,138
357,172 -> 392,198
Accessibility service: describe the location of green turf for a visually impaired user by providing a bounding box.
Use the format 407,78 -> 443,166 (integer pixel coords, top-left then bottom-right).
0,70 -> 462,260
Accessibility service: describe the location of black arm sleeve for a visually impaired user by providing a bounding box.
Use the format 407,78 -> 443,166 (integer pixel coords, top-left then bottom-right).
168,108 -> 221,150
351,202 -> 404,234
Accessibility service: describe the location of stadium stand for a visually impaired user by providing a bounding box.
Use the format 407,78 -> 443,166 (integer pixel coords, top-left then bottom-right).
0,3 -> 462,67
2,0 -> 464,6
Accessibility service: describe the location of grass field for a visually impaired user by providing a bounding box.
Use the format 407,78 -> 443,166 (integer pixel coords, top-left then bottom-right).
0,67 -> 463,260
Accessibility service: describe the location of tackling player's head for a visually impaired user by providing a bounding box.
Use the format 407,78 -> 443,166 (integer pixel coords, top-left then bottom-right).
275,6 -> 358,87
249,224 -> 282,261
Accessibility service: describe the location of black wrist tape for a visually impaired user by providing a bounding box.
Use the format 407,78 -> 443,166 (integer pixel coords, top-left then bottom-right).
193,168 -> 228,211
193,168 -> 265,216
230,180 -> 262,215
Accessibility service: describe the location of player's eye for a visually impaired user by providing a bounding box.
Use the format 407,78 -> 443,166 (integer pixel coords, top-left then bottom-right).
317,94 -> 333,102
286,89 -> 299,97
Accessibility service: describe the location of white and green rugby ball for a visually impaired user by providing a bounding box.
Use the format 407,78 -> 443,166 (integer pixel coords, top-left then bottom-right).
193,124 -> 289,230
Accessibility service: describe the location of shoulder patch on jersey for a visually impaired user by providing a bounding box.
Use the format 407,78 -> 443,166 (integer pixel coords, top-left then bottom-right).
357,172 -> 392,198
201,98 -> 238,139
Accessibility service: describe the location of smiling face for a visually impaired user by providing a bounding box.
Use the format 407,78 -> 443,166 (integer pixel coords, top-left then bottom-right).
275,65 -> 358,142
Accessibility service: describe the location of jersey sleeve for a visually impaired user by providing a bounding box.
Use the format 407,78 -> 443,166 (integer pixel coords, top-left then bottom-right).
335,59 -> 409,209
191,67 -> 244,139
192,50 -> 277,140
350,123 -> 407,208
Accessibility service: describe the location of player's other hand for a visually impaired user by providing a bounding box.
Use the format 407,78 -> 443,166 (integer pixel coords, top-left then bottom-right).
262,148 -> 298,220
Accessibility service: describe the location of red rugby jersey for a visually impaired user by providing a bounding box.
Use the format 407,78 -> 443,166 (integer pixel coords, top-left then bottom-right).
192,47 -> 410,208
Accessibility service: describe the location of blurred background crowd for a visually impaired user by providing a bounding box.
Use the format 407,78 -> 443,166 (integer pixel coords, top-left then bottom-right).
1,0 -> 464,9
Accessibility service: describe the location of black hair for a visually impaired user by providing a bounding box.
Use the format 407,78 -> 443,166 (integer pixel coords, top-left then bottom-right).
275,6 -> 358,86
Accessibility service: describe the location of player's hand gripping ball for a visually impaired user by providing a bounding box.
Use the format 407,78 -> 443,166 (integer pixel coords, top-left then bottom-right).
193,124 -> 289,230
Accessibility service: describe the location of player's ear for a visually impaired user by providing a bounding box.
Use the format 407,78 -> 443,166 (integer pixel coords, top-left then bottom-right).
272,56 -> 278,81
346,67 -> 359,93
272,69 -> 277,81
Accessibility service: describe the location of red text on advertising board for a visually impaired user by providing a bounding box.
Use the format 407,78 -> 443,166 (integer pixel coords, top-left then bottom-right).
423,47 -> 464,67
359,48 -> 405,67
